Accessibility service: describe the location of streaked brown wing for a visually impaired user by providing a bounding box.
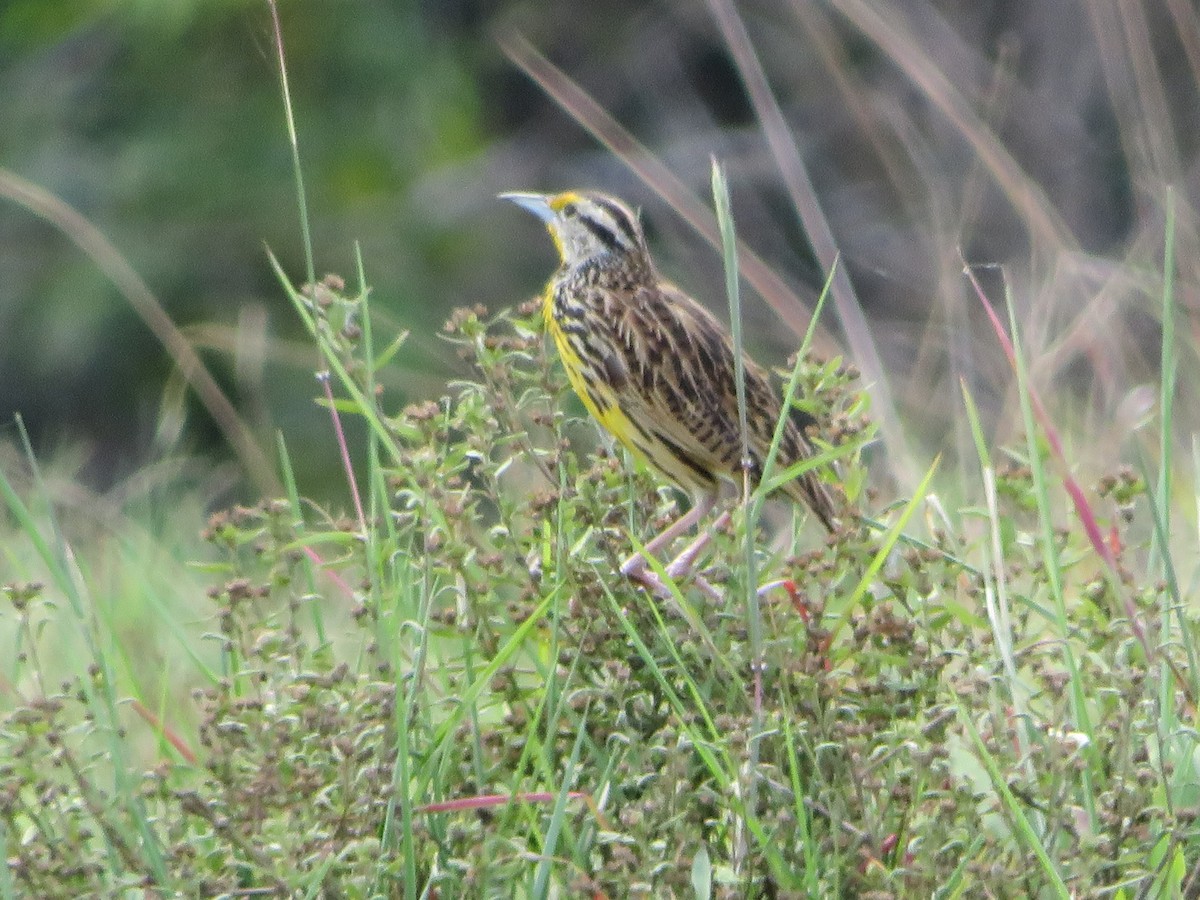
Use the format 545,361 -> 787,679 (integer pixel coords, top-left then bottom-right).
606,282 -> 760,478
603,281 -> 840,527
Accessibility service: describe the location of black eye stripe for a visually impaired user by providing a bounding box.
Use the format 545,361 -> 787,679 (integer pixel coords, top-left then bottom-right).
579,214 -> 622,253
592,197 -> 640,247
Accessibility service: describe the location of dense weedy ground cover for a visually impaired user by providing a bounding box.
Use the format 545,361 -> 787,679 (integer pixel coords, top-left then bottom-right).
2,280 -> 1196,897
4,3 -> 1199,895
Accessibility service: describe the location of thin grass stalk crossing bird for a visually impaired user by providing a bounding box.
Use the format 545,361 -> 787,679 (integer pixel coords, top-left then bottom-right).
501,190 -> 840,597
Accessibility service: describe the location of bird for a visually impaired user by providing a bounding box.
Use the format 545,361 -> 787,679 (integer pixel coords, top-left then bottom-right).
501,189 -> 839,597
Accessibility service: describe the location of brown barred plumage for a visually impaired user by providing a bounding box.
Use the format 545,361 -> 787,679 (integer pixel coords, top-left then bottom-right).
502,189 -> 839,593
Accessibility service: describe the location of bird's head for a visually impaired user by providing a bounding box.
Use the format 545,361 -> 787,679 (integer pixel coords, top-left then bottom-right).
500,190 -> 649,271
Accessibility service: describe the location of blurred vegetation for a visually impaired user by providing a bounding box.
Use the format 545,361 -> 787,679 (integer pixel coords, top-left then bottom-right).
1,276 -> 1195,895
2,1 -> 1200,893
0,1 -> 502,493
3,1 -> 1194,502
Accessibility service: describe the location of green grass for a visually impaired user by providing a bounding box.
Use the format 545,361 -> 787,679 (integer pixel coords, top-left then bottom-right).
2,251 -> 1197,894
3,4 -> 1199,897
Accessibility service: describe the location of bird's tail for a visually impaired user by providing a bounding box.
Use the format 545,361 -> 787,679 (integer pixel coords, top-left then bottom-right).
781,467 -> 841,532
772,405 -> 842,532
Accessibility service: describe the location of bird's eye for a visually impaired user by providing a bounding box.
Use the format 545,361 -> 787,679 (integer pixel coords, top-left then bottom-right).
561,202 -> 577,218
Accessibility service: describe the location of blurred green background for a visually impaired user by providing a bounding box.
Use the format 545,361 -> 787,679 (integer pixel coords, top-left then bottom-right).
0,0 -> 1191,501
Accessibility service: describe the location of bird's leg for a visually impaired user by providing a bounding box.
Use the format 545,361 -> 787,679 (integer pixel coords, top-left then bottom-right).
622,500 -> 817,608
621,493 -> 719,598
664,512 -> 804,605
622,493 -> 816,608
664,510 -> 730,580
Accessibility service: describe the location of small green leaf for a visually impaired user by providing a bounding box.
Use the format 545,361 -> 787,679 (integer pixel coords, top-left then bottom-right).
691,844 -> 712,900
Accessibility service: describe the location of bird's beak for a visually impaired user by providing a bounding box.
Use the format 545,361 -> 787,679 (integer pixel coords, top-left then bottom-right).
499,191 -> 557,224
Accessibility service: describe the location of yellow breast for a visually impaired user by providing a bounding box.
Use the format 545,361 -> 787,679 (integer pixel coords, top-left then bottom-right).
542,285 -> 643,460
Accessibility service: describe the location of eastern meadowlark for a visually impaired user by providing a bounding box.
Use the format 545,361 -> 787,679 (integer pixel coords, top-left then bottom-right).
502,190 -> 839,596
